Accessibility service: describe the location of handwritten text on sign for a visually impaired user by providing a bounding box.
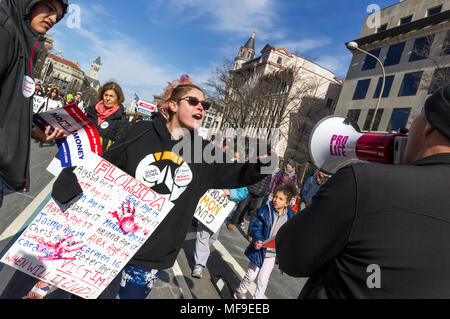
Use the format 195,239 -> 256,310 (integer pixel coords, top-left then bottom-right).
0,152 -> 173,299
194,189 -> 236,233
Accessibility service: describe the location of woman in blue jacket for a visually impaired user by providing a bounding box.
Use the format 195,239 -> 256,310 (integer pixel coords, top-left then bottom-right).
234,183 -> 297,299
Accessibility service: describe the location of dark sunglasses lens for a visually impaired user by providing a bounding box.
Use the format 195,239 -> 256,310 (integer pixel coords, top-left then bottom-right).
187,97 -> 209,110
201,102 -> 210,110
187,97 -> 200,106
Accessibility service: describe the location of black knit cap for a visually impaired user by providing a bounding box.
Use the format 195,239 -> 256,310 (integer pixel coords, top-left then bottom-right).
424,84 -> 450,140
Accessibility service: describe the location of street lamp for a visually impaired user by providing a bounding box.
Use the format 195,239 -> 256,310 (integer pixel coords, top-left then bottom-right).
346,41 -> 386,132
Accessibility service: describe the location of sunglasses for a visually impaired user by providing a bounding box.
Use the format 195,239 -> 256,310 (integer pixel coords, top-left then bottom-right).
178,96 -> 210,111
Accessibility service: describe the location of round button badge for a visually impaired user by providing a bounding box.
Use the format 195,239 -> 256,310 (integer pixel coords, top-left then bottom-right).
22,75 -> 35,98
100,121 -> 109,129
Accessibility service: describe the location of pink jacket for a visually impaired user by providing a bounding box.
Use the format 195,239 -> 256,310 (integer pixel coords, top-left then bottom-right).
269,170 -> 298,194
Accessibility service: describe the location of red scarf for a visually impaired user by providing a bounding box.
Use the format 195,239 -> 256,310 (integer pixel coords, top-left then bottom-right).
95,101 -> 120,126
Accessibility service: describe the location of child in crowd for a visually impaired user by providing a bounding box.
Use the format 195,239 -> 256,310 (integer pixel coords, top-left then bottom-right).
234,183 -> 297,299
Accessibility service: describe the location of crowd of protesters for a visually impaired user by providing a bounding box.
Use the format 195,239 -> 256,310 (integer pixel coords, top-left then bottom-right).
1,0 -> 450,301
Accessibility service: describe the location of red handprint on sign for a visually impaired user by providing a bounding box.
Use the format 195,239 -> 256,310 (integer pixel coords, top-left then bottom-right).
38,235 -> 83,262
109,201 -> 140,234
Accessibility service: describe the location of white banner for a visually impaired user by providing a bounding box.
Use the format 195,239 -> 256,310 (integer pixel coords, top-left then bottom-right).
33,95 -> 45,113
136,99 -> 157,117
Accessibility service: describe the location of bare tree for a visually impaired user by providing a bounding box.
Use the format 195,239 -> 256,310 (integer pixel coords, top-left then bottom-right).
411,32 -> 450,92
205,59 -> 266,130
206,57 -> 328,143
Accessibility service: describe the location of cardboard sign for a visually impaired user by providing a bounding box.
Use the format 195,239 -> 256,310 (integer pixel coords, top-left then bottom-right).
33,103 -> 103,167
0,152 -> 174,299
194,189 -> 236,233
136,99 -> 157,117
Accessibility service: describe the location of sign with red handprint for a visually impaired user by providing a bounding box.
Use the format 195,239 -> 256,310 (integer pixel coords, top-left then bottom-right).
1,152 -> 173,299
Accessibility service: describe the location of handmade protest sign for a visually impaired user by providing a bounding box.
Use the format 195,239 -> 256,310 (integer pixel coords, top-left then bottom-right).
32,95 -> 44,113
0,152 -> 173,299
194,189 -> 236,233
33,103 -> 103,168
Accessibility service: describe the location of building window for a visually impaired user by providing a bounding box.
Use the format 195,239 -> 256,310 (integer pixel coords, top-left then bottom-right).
373,75 -> 395,98
277,57 -> 283,65
427,5 -> 442,17
398,71 -> 423,96
387,108 -> 411,132
384,42 -> 405,66
352,79 -> 371,100
363,108 -> 384,131
428,67 -> 450,94
361,48 -> 381,71
409,35 -> 434,62
441,31 -> 450,56
325,98 -> 333,109
400,15 -> 413,25
377,24 -> 388,33
347,109 -> 361,123
50,77 -> 69,94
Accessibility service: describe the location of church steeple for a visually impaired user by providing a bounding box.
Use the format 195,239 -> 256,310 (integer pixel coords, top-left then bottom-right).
234,27 -> 257,70
244,27 -> 257,50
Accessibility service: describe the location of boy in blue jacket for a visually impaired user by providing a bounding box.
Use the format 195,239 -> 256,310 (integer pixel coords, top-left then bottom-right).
234,183 -> 297,299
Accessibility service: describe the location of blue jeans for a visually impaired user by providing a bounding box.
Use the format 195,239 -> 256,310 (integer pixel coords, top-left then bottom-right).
116,264 -> 160,299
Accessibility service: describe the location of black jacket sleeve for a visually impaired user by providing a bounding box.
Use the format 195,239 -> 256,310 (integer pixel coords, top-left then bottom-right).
52,167 -> 83,204
200,151 -> 278,191
0,26 -> 11,81
275,165 -> 357,277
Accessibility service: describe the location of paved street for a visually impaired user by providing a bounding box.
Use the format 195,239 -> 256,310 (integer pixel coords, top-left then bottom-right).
0,142 -> 306,299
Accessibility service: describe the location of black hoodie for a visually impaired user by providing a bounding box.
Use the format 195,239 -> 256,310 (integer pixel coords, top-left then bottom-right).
0,0 -> 68,191
97,113 -> 274,270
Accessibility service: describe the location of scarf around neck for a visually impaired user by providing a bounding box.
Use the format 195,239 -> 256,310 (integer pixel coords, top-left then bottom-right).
95,101 -> 120,126
284,166 -> 296,178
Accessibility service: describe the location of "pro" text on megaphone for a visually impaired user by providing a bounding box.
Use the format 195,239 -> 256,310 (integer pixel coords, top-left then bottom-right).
309,115 -> 408,174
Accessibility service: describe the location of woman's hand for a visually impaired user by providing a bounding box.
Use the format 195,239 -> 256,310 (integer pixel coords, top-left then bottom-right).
32,126 -> 67,143
254,240 -> 263,250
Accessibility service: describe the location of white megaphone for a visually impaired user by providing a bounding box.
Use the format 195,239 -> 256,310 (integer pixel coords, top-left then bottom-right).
309,115 -> 408,174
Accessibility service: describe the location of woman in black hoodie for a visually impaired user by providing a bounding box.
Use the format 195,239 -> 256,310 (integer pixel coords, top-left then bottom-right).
42,75 -> 276,299
109,77 -> 275,298
85,81 -> 128,152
